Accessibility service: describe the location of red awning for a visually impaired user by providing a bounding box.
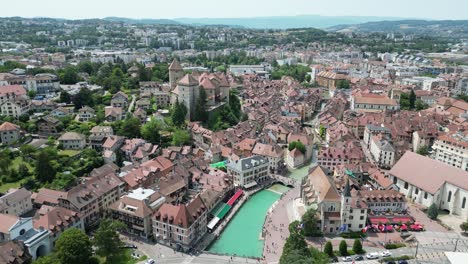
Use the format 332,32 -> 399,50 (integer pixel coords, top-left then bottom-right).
369,217 -> 388,224
227,189 -> 244,206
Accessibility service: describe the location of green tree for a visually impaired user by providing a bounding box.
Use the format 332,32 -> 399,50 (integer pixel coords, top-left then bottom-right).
172,129 -> 191,146
55,228 -> 94,264
339,240 -> 348,256
118,116 -> 141,138
94,219 -> 125,259
59,90 -> 72,104
60,66 -> 80,84
280,249 -> 311,264
302,208 -> 320,237
194,87 -> 208,123
33,255 -> 60,264
78,61 -> 95,75
310,247 -> 330,264
352,239 -> 364,254
409,89 -> 416,110
28,90 -> 37,99
415,99 -> 429,111
141,118 -> 162,144
35,148 -> 57,183
72,87 -> 94,109
417,145 -> 429,156
337,80 -> 350,89
324,241 -> 334,257
460,222 -> 468,233
171,100 -> 186,127
288,141 -> 306,154
319,125 -> 326,139
281,233 -> 311,264
427,203 -> 439,220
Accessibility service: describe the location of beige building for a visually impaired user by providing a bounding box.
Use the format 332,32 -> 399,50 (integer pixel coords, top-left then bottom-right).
58,132 -> 86,150
169,59 -> 230,120
0,121 -> 21,145
0,98 -> 30,118
109,188 -> 165,238
33,206 -> 84,248
432,131 -> 468,171
0,188 -> 32,216
152,196 -> 207,250
77,106 -> 95,122
252,143 -> 284,173
34,173 -> 124,228
111,91 -> 129,109
351,94 -> 399,112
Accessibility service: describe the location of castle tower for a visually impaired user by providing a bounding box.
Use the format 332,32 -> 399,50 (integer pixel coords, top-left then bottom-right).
169,58 -> 184,90
177,74 -> 199,120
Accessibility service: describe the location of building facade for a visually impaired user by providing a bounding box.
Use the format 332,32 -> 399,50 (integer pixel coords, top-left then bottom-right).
226,156 -> 269,188
432,132 -> 468,171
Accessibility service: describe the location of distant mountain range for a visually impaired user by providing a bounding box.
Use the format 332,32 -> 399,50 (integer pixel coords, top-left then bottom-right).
329,20 -> 468,37
94,16 -> 468,37
103,15 -> 408,29
103,17 -> 180,25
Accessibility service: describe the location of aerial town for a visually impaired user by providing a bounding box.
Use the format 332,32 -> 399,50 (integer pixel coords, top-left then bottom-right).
0,7 -> 467,264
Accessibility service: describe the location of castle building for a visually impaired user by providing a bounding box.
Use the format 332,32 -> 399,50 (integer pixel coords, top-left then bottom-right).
169,59 -> 230,120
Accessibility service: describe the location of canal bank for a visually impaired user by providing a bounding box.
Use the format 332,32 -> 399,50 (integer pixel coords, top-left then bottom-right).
207,185 -> 290,258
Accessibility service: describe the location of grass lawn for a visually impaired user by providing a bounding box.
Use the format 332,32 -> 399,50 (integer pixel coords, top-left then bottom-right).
98,248 -> 147,264
59,149 -> 82,157
11,157 -> 33,172
0,181 -> 22,193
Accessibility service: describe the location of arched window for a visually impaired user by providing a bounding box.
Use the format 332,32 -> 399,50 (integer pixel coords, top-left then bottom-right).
448,191 -> 452,202
462,197 -> 466,209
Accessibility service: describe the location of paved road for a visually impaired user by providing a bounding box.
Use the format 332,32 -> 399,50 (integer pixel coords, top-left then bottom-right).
128,94 -> 136,113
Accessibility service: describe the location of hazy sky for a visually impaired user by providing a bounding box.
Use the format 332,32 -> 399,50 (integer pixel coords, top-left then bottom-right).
3,0 -> 467,20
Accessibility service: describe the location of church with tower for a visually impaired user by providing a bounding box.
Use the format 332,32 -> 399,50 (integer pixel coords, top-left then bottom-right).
168,59 -> 230,120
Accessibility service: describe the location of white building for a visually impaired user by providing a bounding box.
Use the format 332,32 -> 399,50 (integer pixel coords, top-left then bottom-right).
453,77 -> 468,96
0,214 -> 51,260
432,132 -> 468,171
58,132 -> 86,150
369,135 -> 396,168
226,156 -> 269,188
0,98 -> 30,118
0,188 -> 32,216
389,151 -> 468,220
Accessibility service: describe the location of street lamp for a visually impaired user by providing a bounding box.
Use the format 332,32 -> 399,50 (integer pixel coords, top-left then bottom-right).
454,238 -> 459,252
415,240 -> 419,259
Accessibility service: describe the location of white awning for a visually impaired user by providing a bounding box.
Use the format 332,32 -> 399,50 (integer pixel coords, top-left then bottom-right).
243,181 -> 258,189
207,217 -> 220,230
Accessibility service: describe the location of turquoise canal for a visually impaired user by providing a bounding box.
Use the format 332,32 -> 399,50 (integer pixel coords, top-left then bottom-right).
208,185 -> 289,257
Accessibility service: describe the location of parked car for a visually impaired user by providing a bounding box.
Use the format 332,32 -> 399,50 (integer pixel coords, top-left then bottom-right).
120,243 -> 137,249
354,255 -> 364,261
146,259 -> 155,264
398,260 -> 408,264
380,250 -> 392,257
330,256 -> 338,263
342,256 -> 352,262
366,252 -> 379,259
386,261 -> 396,264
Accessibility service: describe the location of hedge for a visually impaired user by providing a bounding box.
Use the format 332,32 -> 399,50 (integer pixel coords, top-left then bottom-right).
384,243 -> 406,249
